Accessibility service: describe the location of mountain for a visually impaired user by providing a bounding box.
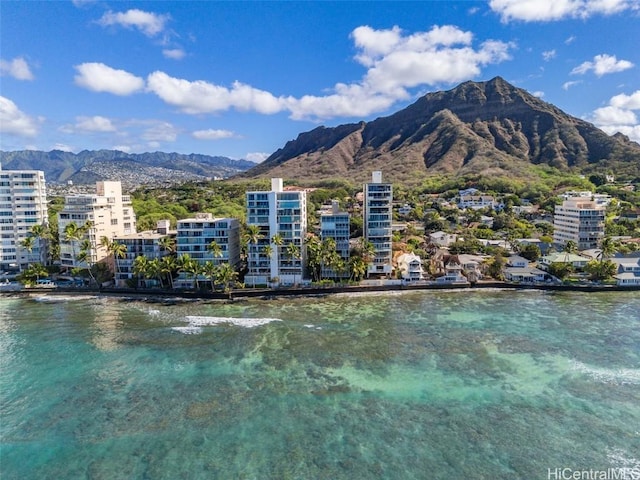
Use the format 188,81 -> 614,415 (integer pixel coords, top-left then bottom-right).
241,77 -> 640,184
0,150 -> 256,188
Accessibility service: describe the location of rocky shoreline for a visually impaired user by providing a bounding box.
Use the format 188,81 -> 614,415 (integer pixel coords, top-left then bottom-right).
4,280 -> 640,302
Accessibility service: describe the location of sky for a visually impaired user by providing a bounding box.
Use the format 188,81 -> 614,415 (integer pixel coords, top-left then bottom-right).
1,1 -> 639,163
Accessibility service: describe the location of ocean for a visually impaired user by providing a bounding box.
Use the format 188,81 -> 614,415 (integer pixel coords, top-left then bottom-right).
1,290 -> 639,479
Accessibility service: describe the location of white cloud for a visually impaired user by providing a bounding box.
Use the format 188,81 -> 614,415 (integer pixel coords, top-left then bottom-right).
141,121 -> 178,143
162,48 -> 186,60
245,152 -> 270,163
98,9 -> 170,37
146,71 -> 285,114
0,57 -> 34,80
542,49 -> 556,61
52,143 -> 74,152
565,35 -> 577,44
532,91 -> 545,98
112,145 -> 132,153
563,80 -> 582,90
74,62 -> 145,95
143,24 -> 512,121
591,105 -> 637,125
75,115 -> 116,132
609,90 -> 640,109
590,89 -> 640,142
571,54 -> 634,76
489,0 -> 638,22
0,96 -> 39,137
192,129 -> 236,140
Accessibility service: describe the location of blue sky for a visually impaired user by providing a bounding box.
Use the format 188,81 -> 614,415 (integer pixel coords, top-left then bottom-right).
1,1 -> 639,163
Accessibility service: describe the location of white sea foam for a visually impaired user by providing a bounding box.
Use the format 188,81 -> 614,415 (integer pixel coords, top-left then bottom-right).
171,326 -> 203,335
184,315 -> 282,328
571,361 -> 640,385
32,295 -> 99,303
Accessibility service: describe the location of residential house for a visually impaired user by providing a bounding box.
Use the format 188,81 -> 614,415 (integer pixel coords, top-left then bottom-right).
539,252 -> 590,270
429,231 -> 458,248
396,253 -> 424,282
611,256 -> 640,286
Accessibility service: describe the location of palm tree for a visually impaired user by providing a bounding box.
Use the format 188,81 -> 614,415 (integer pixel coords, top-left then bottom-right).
133,255 -> 149,288
349,257 -> 368,281
159,255 -> 177,289
271,233 -> 284,248
216,263 -> 238,293
63,222 -> 83,270
20,236 -> 35,254
158,236 -> 176,254
598,237 -> 617,262
147,258 -> 163,288
207,240 -> 223,261
202,261 -> 218,291
244,224 -> 263,246
262,244 -> 273,259
286,242 -> 301,261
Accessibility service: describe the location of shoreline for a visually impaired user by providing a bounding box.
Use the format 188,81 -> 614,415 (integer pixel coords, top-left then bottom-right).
3,281 -> 640,302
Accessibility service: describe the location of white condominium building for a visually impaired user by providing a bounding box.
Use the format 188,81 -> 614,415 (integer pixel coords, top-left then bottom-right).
320,200 -> 350,279
176,213 -> 240,268
58,181 -> 136,270
245,178 -> 307,286
0,167 -> 48,272
113,220 -> 175,287
553,197 -> 605,250
363,171 -> 393,277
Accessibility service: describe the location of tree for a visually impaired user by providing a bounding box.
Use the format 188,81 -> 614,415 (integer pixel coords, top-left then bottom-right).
584,259 -> 617,281
598,237 -> 617,262
133,256 -> 149,288
285,242 -> 301,261
207,240 -> 223,260
20,236 -> 35,254
216,263 -> 238,293
520,244 -> 541,262
159,256 -> 177,289
548,262 -> 574,281
348,257 -> 368,281
202,261 -> 218,291
63,222 -> 83,270
486,254 -> 506,280
18,263 -> 48,285
158,236 -> 176,254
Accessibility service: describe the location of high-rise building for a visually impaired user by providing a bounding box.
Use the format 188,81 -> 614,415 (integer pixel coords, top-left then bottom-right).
0,167 -> 49,272
176,213 -> 240,267
553,196 -> 605,250
320,200 -> 350,279
58,181 -> 136,270
363,171 -> 393,277
113,220 -> 175,287
245,178 -> 307,286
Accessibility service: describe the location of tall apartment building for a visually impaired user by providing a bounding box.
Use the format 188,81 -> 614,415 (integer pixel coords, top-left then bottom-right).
113,220 -> 175,287
245,178 -> 307,286
58,181 -> 136,270
0,167 -> 48,272
363,171 -> 393,277
320,200 -> 350,279
553,196 -> 605,250
176,213 -> 240,267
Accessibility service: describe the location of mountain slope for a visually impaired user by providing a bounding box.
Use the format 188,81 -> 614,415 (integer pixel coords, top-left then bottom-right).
242,77 -> 640,184
0,150 -> 255,186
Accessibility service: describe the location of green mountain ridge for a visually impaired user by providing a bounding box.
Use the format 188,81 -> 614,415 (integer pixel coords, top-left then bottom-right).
0,149 -> 255,185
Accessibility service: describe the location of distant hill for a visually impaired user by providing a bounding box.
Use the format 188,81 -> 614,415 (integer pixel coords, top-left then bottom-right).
0,150 -> 256,187
240,76 -> 640,184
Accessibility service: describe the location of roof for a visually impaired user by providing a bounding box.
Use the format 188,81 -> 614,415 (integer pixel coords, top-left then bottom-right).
541,252 -> 590,263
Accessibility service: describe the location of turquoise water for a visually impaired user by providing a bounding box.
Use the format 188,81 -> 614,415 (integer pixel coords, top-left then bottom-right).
1,290 -> 639,479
